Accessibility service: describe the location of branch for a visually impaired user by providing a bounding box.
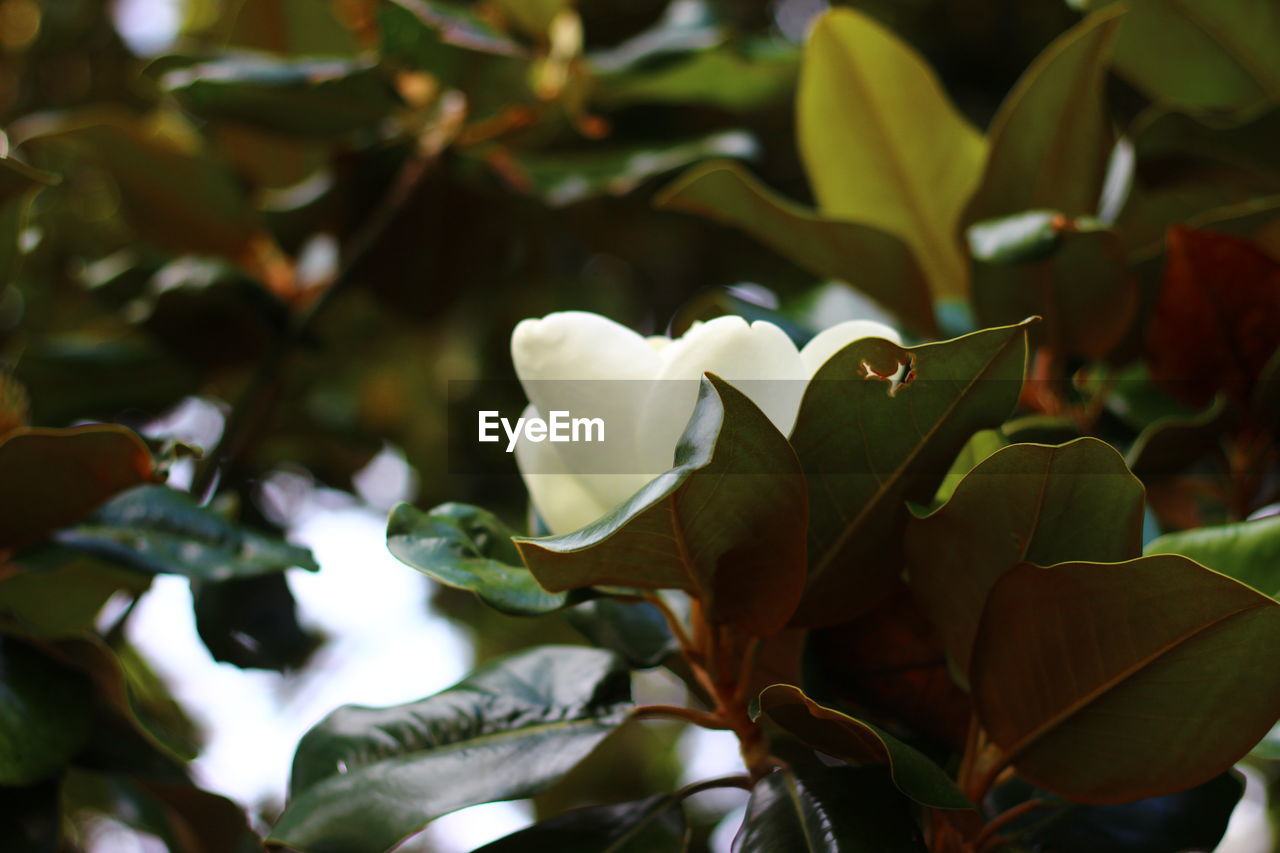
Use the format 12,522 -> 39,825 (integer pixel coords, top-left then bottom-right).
631,704 -> 730,730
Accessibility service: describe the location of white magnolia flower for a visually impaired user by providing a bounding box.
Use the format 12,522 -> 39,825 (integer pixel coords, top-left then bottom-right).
511,311 -> 901,535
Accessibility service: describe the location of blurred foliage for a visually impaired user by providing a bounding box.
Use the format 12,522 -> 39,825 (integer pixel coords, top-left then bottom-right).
0,0 -> 1278,851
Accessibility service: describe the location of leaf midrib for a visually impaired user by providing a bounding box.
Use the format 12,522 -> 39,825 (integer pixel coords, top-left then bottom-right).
302,708 -> 626,792
819,26 -> 950,288
808,331 -> 1020,585
997,600 -> 1265,762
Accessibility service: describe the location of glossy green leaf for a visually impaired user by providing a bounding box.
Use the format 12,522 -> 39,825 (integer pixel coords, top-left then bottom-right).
907,439 -> 1145,682
1074,0 -> 1280,116
734,765 -> 927,852
789,322 -> 1029,626
798,9 -> 985,298
388,502 -> 571,615
512,132 -> 757,207
968,212 -> 1137,360
656,161 -> 937,336
1145,515 -> 1280,598
474,794 -> 683,853
55,485 -> 318,580
516,375 -> 808,636
0,426 -> 156,552
0,638 -> 93,786
161,58 -> 401,138
988,771 -> 1243,853
758,684 -> 972,810
964,8 -> 1122,224
972,555 -> 1280,803
271,646 -> 632,853
567,599 -> 677,668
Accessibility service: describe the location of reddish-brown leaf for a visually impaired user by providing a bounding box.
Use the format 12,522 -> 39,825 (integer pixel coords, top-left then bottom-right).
0,425 -> 158,552
1146,227 -> 1280,408
807,584 -> 971,750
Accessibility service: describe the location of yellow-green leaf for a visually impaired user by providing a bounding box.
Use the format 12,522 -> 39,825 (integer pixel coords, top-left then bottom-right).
798,9 -> 985,298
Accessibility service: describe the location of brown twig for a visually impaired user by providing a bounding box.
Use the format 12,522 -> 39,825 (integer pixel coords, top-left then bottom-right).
631,704 -> 729,730
971,799 -> 1049,853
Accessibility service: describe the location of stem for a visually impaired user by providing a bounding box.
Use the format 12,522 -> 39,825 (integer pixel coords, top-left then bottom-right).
731,636 -> 761,704
190,148 -> 439,499
644,593 -> 695,657
971,799 -> 1049,853
631,704 -> 729,730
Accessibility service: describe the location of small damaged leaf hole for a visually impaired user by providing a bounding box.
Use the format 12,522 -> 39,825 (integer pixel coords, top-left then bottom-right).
860,353 -> 916,397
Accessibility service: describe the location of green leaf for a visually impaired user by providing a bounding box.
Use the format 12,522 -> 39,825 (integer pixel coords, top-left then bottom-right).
934,428 -> 1008,505
757,684 -> 972,810
655,160 -> 937,337
0,425 -> 156,552
474,794 -> 684,853
388,502 -> 572,615
592,39 -> 798,113
515,375 -> 808,637
963,8 -> 1122,225
0,549 -> 149,637
55,485 -> 318,580
510,132 -> 758,207
193,574 -> 321,671
798,8 -> 985,298
907,439 -> 1145,683
968,213 -> 1138,360
1125,395 -> 1231,483
27,110 -> 267,261
384,0 -> 525,57
64,769 -> 261,853
0,156 -> 56,208
0,638 -> 94,786
734,764 -> 928,852
161,57 -> 401,139
1145,515 -> 1280,598
987,772 -> 1243,853
567,599 -> 677,669
271,646 -> 632,853
971,555 -> 1280,803
1073,0 -> 1280,117
1253,721 -> 1280,759
789,322 -> 1029,627
38,636 -> 198,764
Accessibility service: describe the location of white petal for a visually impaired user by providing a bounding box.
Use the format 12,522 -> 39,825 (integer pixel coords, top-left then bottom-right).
513,404 -> 614,535
637,317 -> 806,471
799,319 -> 903,378
511,312 -> 660,514
511,311 -> 660,382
